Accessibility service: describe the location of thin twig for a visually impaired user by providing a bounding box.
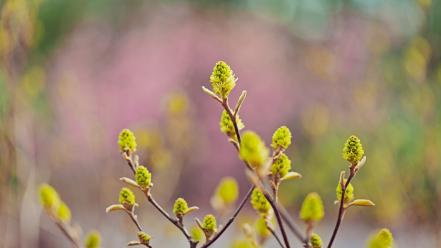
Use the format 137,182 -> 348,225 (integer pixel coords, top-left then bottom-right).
124,156 -> 197,247
224,96 -> 292,248
124,153 -> 136,174
53,220 -> 81,248
201,185 -> 254,248
220,97 -> 293,248
267,224 -> 286,248
145,191 -> 198,248
125,209 -> 143,231
241,157 -> 302,248
241,155 -> 298,248
304,222 -> 313,248
279,206 -> 307,243
262,190 -> 291,248
327,168 -> 356,248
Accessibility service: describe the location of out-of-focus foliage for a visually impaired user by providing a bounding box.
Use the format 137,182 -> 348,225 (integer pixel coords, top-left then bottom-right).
84,231 -> 101,248
299,192 -> 324,223
367,228 -> 394,248
211,177 -> 239,213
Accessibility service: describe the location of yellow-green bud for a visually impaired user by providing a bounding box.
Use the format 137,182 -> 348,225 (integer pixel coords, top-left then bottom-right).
342,135 -> 364,165
214,177 -> 239,205
250,188 -> 271,215
56,201 -> 72,223
239,131 -> 269,168
135,166 -> 152,189
310,233 -> 323,248
201,214 -> 217,239
271,153 -> 292,178
336,180 -> 354,203
119,187 -> 136,208
190,225 -> 204,242
167,92 -> 188,115
38,184 -> 60,209
255,217 -> 271,239
118,129 -> 137,153
271,126 -> 292,150
299,192 -> 324,222
367,228 -> 394,248
84,231 -> 101,248
137,231 -> 151,245
210,61 -> 236,99
219,110 -> 244,138
173,197 -> 189,217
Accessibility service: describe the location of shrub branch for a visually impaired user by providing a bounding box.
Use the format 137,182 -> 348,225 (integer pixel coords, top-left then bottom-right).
327,166 -> 356,248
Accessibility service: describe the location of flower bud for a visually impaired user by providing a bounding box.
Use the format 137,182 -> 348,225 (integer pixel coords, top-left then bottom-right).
201,214 -> 217,238
255,217 -> 271,239
310,233 -> 323,248
135,166 -> 152,189
239,131 -> 269,168
119,187 -> 136,209
118,129 -> 137,153
271,153 -> 292,178
210,61 -> 236,99
367,228 -> 394,248
219,110 -> 244,138
250,188 -> 271,215
137,231 -> 151,245
84,231 -> 101,248
271,126 -> 292,150
173,198 -> 189,218
38,184 -> 60,209
336,180 -> 354,203
56,201 -> 71,223
342,135 -> 364,165
299,192 -> 324,222
190,225 -> 204,242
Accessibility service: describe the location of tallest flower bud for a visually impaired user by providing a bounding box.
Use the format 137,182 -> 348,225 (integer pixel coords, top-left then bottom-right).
210,61 -> 236,99
118,129 -> 137,154
342,135 -> 364,165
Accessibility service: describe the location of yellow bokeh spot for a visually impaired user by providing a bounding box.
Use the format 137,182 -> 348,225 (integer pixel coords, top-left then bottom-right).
305,46 -> 336,81
418,0 -> 432,9
167,92 -> 188,116
21,66 -> 45,98
367,25 -> 391,55
301,104 -> 329,138
403,37 -> 431,82
353,81 -> 378,112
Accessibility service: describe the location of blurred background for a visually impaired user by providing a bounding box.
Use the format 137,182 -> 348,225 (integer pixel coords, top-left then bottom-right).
1,0 -> 441,247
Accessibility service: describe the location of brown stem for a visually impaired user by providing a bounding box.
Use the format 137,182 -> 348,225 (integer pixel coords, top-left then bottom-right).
304,222 -> 313,248
125,209 -> 143,231
279,205 -> 308,244
201,185 -> 254,248
124,153 -> 136,174
262,190 -> 291,248
124,155 -> 196,247
271,177 -> 280,203
327,168 -> 355,248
